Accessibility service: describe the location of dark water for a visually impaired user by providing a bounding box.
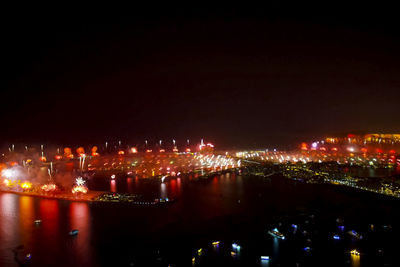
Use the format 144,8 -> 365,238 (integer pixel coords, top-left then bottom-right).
1,173 -> 400,266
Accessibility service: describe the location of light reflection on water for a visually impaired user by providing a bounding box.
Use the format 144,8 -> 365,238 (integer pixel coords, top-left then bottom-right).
351,254 -> 360,267
126,177 -> 133,193
261,260 -> 270,267
39,199 -> 60,248
69,202 -> 91,259
0,194 -> 18,246
272,237 -> 279,258
0,172 -> 398,266
19,196 -> 34,244
160,183 -> 167,199
110,180 -> 116,193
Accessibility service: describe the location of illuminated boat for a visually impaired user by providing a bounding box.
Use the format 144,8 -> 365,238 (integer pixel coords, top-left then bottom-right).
347,230 -> 362,240
69,229 -> 79,236
34,219 -> 42,225
232,243 -> 241,250
268,228 -> 285,239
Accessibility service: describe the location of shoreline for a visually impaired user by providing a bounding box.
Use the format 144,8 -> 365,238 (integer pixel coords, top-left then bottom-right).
0,189 -> 105,202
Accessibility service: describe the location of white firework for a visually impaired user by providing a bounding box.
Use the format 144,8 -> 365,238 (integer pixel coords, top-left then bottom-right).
76,177 -> 85,186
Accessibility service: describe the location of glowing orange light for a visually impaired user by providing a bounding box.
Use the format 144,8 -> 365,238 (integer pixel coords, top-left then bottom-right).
76,147 -> 85,155
20,182 -> 32,189
118,150 -> 125,155
159,149 -> 165,153
185,148 -> 191,152
40,156 -> 47,162
55,155 -> 62,160
390,150 -> 396,154
41,183 -> 57,192
91,146 -> 98,156
71,185 -> 88,194
300,142 -> 308,150
131,147 -> 138,153
361,148 -> 367,153
146,149 -> 152,153
332,147 -> 338,151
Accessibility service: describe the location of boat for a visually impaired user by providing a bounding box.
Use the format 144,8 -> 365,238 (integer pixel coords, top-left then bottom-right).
69,229 -> 79,236
260,256 -> 270,261
268,228 -> 285,239
34,220 -> 42,225
347,230 -> 362,240
232,243 -> 241,250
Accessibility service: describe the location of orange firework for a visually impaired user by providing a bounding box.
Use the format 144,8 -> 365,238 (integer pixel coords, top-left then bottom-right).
41,183 -> 57,192
71,185 -> 88,194
91,146 -> 99,156
20,182 -> 32,190
76,147 -> 85,156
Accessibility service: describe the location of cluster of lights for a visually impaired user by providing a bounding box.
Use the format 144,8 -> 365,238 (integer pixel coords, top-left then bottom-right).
196,154 -> 238,169
72,177 -> 88,194
71,185 -> 88,194
20,182 -> 32,189
41,183 -> 57,192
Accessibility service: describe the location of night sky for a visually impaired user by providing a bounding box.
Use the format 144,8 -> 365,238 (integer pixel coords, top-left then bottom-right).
2,4 -> 400,149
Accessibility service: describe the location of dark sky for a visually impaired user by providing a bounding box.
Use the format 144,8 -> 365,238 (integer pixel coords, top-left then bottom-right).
2,4 -> 400,149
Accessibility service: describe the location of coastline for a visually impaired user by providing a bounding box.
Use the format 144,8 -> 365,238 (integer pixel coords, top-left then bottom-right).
0,189 -> 106,202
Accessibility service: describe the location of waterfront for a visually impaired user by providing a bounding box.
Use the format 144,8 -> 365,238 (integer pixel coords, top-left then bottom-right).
1,171 -> 400,266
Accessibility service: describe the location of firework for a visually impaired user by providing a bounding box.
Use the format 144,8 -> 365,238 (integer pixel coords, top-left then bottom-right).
3,179 -> 11,187
71,185 -> 88,194
2,168 -> 15,179
75,177 -> 85,186
41,183 -> 57,192
20,182 -> 32,190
